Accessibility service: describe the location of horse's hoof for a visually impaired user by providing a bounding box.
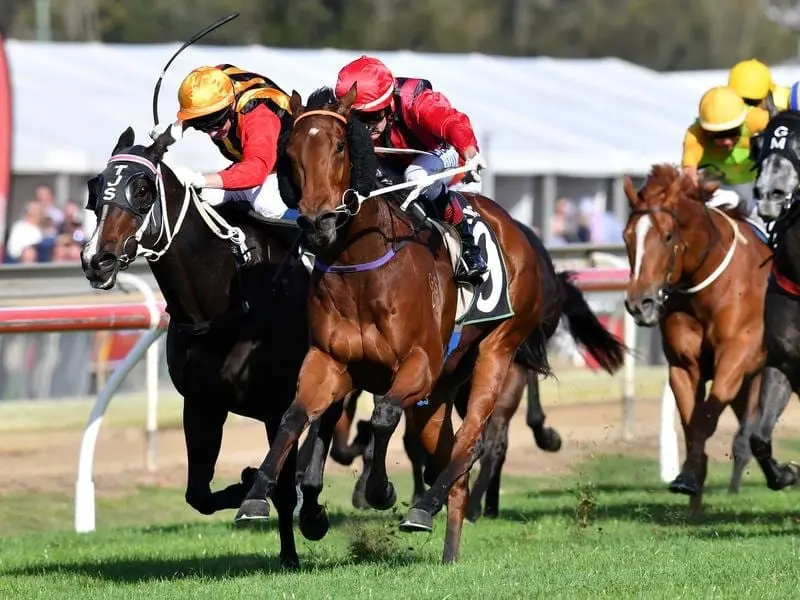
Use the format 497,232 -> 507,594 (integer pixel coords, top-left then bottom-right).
465,507 -> 482,523
668,473 -> 700,496
351,478 -> 370,510
399,507 -> 433,532
365,482 -> 397,511
279,553 -> 300,571
773,462 -> 800,489
535,428 -> 563,453
234,498 -> 270,524
299,506 -> 330,541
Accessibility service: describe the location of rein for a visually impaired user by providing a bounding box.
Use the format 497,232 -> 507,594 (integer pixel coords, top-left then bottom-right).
632,203 -> 744,300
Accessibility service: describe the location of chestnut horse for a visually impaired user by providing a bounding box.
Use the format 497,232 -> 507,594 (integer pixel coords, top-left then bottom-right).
234,86 -> 547,564
623,164 -> 769,512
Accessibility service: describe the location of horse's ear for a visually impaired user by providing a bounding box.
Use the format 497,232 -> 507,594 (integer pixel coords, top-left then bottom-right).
623,175 -> 639,206
765,90 -> 780,119
290,90 -> 304,117
150,130 -> 173,163
338,82 -> 358,116
113,127 -> 136,155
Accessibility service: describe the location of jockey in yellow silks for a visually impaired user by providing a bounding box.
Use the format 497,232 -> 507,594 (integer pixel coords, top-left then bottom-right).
681,85 -> 770,235
728,58 -> 789,111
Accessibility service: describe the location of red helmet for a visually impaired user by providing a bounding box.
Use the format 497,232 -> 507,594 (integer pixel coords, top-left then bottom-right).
335,56 -> 395,112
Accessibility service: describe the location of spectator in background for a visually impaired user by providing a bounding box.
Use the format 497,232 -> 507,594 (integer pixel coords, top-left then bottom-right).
547,197 -> 577,245
51,233 -> 83,262
60,201 -> 87,246
5,200 -> 43,262
34,184 -> 64,228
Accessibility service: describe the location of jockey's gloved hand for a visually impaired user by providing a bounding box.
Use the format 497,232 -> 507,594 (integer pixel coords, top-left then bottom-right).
465,152 -> 488,183
171,165 -> 206,189
149,121 -> 183,145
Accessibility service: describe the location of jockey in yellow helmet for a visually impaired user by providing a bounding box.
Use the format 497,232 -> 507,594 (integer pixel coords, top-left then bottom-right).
728,58 -> 788,111
682,85 -> 770,236
149,65 -> 296,220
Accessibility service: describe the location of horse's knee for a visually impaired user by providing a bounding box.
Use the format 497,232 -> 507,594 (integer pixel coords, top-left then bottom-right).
185,488 -> 215,515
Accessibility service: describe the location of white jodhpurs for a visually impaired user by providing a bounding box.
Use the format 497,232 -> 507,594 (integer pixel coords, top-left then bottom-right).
404,146 -> 460,201
201,173 -> 295,220
706,184 -> 767,236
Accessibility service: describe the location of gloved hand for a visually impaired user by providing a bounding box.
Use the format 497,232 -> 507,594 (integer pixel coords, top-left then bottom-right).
170,165 -> 206,189
149,120 -> 183,144
465,152 -> 488,183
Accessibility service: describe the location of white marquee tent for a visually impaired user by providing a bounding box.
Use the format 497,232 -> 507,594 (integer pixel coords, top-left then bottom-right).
8,41 -> 706,178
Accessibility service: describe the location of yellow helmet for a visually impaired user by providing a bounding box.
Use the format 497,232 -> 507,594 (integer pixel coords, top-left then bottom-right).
176,66 -> 235,121
698,86 -> 747,132
771,84 -> 790,111
728,59 -> 773,101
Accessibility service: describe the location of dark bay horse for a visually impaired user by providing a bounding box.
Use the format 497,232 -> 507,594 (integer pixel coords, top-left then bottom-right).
623,164 -> 770,513
81,127 -> 340,568
235,86 -> 548,564
748,107 -> 800,489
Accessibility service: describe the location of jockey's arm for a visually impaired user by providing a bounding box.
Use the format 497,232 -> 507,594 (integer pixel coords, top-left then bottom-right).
202,105 -> 280,190
410,90 -> 480,160
681,123 -> 704,183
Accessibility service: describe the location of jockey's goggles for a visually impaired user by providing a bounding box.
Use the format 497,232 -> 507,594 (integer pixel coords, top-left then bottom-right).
357,108 -> 389,125
187,106 -> 232,133
708,127 -> 741,140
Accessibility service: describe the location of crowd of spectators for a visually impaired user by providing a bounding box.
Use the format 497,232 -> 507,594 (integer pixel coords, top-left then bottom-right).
546,194 -> 624,246
3,184 -> 87,263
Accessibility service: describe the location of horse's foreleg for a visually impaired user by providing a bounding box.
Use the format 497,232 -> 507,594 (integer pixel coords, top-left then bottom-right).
236,348 -> 352,523
404,416 -> 428,505
750,365 -> 799,490
676,347 -> 752,510
267,421 -> 300,569
330,391 -> 370,466
297,401 -> 343,541
364,347 -> 434,510
182,398 -> 246,515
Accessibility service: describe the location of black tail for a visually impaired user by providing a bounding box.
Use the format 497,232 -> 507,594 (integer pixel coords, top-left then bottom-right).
514,327 -> 552,378
557,271 -> 627,374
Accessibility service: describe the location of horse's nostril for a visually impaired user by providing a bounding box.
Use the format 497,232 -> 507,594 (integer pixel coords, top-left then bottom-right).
90,252 -> 118,272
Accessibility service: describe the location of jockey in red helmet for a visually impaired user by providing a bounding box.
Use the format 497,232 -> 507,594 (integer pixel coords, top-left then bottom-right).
335,55 -> 488,283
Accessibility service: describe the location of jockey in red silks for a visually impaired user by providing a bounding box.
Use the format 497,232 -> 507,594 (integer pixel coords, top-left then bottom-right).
334,55 -> 489,283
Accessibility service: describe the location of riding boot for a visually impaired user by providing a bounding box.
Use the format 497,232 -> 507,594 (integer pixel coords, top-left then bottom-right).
453,216 -> 489,283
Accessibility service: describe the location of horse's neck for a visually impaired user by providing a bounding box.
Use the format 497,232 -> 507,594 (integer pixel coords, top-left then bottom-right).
775,215 -> 800,279
328,197 -> 403,265
147,197 -> 240,326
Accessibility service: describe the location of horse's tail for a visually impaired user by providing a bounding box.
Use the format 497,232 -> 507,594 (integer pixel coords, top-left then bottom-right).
514,327 -> 553,379
557,271 -> 627,374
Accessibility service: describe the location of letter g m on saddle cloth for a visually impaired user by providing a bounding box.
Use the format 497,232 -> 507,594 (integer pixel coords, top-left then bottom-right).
149,64 -> 296,220
334,55 -> 490,283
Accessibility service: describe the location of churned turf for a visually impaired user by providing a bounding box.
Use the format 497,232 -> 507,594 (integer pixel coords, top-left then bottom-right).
1,451 -> 799,599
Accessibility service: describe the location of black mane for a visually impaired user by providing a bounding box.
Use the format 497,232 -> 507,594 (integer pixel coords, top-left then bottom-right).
306,86 -> 338,110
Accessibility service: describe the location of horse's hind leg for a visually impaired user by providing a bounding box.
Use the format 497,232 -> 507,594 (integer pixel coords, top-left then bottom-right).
524,368 -> 562,452
727,373 -> 759,494
750,365 -> 800,489
296,401 -> 341,540
267,421 -> 300,569
183,397 -> 256,514
330,391 -> 371,466
404,416 -> 428,506
467,362 -> 525,522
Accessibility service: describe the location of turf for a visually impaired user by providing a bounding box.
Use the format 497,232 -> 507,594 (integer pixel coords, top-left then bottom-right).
1,452 -> 799,599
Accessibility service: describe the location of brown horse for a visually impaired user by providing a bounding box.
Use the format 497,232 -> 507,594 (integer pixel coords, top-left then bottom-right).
622,164 -> 769,512
235,85 -> 547,564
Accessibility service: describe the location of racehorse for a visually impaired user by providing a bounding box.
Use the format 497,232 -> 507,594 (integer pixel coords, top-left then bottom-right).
748,107 -> 800,489
81,127 -> 342,569
330,222 -> 625,521
623,164 -> 770,513
234,85 -> 549,564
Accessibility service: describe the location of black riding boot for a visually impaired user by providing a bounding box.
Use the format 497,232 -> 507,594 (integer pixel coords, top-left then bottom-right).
453,215 -> 489,284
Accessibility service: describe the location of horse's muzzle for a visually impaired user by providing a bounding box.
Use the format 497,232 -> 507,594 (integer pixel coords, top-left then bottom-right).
624,293 -> 662,327
82,251 -> 120,290
757,199 -> 786,222
297,210 -> 339,250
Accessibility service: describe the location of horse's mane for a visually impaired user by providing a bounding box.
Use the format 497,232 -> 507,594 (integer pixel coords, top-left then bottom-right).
278,85 -> 406,210
642,162 -> 714,206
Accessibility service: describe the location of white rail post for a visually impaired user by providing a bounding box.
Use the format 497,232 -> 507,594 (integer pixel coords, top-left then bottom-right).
659,381 -> 680,483
74,326 -> 165,533
117,273 -> 162,472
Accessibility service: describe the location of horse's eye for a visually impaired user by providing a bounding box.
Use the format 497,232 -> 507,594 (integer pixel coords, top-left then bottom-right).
335,140 -> 345,153
664,232 -> 673,243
